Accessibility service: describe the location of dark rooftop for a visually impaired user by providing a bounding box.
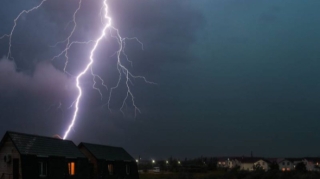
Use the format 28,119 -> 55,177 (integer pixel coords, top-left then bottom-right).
79,142 -> 134,161
4,131 -> 85,158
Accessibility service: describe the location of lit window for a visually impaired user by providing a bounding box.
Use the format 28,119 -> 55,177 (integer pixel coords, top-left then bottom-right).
126,164 -> 130,175
108,164 -> 114,175
282,168 -> 285,171
38,162 -> 47,177
287,168 -> 290,171
68,162 -> 75,176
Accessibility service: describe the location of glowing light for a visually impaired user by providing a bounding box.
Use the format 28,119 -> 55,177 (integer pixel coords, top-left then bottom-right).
152,160 -> 155,164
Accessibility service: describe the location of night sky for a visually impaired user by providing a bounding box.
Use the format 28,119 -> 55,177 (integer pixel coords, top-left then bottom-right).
1,0 -> 320,159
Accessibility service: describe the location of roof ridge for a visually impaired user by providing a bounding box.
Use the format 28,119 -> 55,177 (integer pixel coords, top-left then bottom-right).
80,142 -> 123,149
7,131 -> 73,142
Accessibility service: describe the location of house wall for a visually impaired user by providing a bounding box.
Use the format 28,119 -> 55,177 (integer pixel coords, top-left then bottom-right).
0,137 -> 22,179
217,160 -> 228,168
254,160 -> 269,171
278,160 -> 294,171
78,146 -> 97,178
302,159 -> 319,171
229,159 -> 241,168
240,163 -> 254,171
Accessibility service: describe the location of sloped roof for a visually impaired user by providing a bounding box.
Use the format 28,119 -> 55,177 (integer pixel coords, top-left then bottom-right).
79,142 -> 134,161
2,131 -> 85,158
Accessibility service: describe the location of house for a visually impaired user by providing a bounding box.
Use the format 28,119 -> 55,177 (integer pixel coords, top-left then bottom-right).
253,159 -> 270,171
278,158 -> 303,171
78,142 -> 139,179
239,158 -> 262,171
226,157 -> 242,169
0,131 -> 89,179
217,158 -> 228,168
302,158 -> 320,171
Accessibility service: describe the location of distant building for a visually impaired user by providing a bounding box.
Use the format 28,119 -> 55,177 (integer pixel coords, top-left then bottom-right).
78,142 -> 139,179
253,159 -> 270,171
0,131 -> 89,179
303,158 -> 320,171
217,158 -> 229,168
239,158 -> 261,171
278,158 -> 303,171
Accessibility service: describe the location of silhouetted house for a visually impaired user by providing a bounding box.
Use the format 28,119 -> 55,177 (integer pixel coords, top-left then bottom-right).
78,142 -> 139,179
0,131 -> 89,179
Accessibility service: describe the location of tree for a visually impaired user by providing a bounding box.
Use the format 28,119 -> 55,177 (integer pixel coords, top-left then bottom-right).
269,162 -> 279,171
295,162 -> 306,172
253,163 -> 264,171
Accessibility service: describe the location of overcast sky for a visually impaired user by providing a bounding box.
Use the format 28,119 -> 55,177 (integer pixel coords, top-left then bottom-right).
1,0 -> 320,159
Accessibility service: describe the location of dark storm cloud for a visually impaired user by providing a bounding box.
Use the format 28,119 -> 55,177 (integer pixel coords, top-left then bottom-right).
0,0 -> 205,155
3,0 -> 320,160
0,57 -> 76,101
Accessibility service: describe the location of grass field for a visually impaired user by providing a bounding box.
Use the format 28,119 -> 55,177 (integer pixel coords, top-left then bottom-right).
139,171 -> 226,179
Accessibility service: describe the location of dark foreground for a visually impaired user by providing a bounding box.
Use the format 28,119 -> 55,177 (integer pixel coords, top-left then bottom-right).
140,171 -> 320,179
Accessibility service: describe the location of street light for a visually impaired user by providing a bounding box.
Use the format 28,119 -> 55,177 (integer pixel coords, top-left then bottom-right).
152,160 -> 155,164
166,160 -> 169,164
136,159 -> 139,163
178,161 -> 181,165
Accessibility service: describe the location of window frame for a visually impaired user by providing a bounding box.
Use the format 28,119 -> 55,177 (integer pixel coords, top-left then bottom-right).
38,161 -> 47,177
126,164 -> 130,175
108,164 -> 114,175
68,162 -> 76,176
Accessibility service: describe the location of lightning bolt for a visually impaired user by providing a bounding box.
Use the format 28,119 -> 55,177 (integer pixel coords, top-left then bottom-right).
1,0 -> 155,140
62,0 -> 112,139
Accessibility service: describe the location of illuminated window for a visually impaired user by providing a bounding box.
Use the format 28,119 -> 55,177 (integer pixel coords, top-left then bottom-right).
38,162 -> 47,177
68,162 -> 75,176
126,164 -> 130,175
282,168 -> 285,171
108,164 -> 114,175
287,168 -> 290,171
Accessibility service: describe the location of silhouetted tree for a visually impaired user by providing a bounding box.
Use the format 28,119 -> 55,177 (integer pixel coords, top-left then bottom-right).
295,162 -> 307,172
253,163 -> 264,171
269,162 -> 279,171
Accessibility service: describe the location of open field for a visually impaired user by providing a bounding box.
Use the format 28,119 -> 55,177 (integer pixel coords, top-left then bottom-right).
139,171 -> 320,179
